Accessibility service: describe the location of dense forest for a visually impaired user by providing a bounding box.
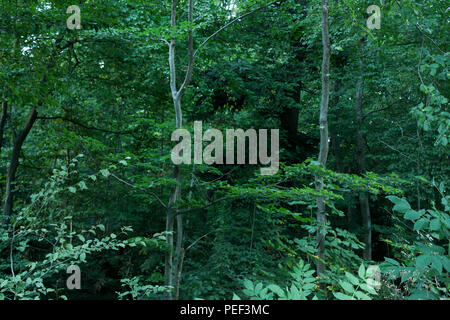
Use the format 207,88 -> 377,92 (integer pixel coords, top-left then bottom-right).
0,0 -> 448,301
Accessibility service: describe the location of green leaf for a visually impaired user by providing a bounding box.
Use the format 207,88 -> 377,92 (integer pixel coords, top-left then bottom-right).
416,255 -> 432,269
78,181 -> 88,190
333,292 -> 354,300
429,219 -> 441,231
360,284 -> 377,295
243,279 -> 253,291
345,272 -> 359,286
339,280 -> 355,293
442,257 -> 450,273
100,169 -> 110,177
430,256 -> 443,274
404,209 -> 421,221
267,284 -> 285,297
354,291 -> 371,300
384,257 -> 400,266
387,196 -> 411,213
414,218 -> 428,231
358,264 -> 365,278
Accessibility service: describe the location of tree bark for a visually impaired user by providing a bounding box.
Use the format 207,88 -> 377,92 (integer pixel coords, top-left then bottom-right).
163,0 -> 275,298
164,0 -> 193,300
3,106 -> 38,224
314,0 -> 331,277
354,62 -> 372,260
330,79 -> 343,173
0,100 -> 7,157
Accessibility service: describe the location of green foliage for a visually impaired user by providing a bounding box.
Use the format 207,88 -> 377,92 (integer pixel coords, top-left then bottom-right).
117,276 -> 170,300
381,190 -> 449,300
235,260 -> 318,300
333,264 -> 379,300
0,0 -> 448,301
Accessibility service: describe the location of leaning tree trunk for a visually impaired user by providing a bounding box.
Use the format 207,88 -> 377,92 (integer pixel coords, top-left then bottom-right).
354,61 -> 372,260
3,106 -> 38,225
314,0 -> 331,277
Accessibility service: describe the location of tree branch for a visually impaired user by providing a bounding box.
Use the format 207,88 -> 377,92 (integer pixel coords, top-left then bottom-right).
177,0 -> 194,98
37,116 -> 132,136
109,173 -> 168,209
193,0 -> 282,59
175,196 -> 236,215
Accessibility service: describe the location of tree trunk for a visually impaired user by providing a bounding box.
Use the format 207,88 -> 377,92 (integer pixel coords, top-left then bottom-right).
162,0 -> 270,298
164,0 -> 193,300
3,107 -> 38,224
0,100 -> 7,158
354,65 -> 372,260
315,0 -> 331,277
330,79 -> 343,173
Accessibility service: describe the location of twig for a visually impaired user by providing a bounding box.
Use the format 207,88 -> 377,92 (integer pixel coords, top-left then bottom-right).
109,173 -> 167,208
378,139 -> 418,164
175,196 -> 235,215
38,116 -> 133,136
193,0 -> 282,59
417,36 -> 425,86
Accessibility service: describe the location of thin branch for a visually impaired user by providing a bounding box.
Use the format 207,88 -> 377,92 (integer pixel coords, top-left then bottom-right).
362,88 -> 410,119
177,0 -> 194,97
193,0 -> 282,59
186,227 -> 248,251
202,167 -> 238,184
175,196 -> 236,215
169,0 -> 178,98
109,173 -> 168,209
417,36 -> 425,86
150,34 -> 169,46
37,116 -> 132,136
414,23 -> 445,54
378,139 -> 418,164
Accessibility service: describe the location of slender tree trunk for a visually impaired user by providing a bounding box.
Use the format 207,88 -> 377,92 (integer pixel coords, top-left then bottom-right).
330,131 -> 343,172
314,0 -> 331,277
3,107 -> 38,224
354,62 -> 372,260
174,227 -> 185,300
164,0 -> 194,300
165,165 -> 180,299
330,79 -> 343,173
162,0 -> 268,298
416,127 -> 422,210
0,98 -> 7,205
347,201 -> 356,231
0,99 -> 7,158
